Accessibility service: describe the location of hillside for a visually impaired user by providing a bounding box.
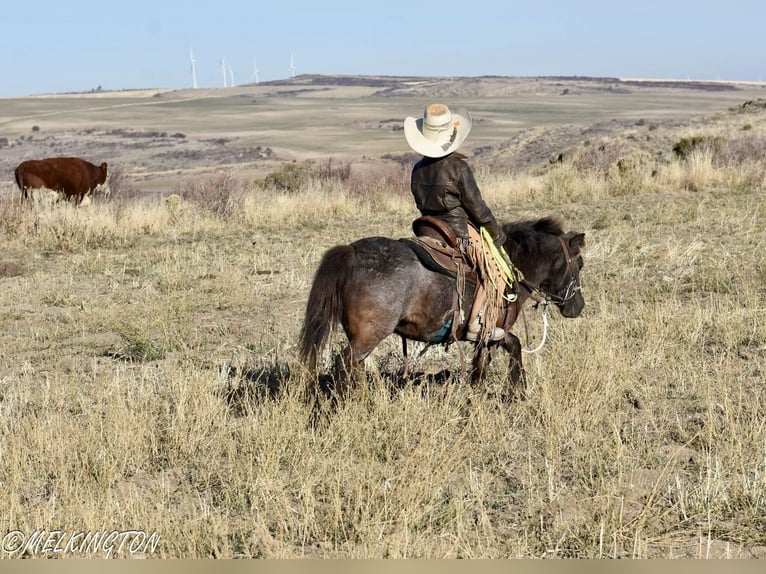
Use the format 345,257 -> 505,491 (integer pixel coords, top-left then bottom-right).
1,74 -> 765,194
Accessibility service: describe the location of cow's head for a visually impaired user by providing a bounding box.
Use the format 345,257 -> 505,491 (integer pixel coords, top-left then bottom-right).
99,162 -> 108,184
94,162 -> 110,197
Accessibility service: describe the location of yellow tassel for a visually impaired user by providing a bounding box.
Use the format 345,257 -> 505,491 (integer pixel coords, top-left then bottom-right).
480,226 -> 522,302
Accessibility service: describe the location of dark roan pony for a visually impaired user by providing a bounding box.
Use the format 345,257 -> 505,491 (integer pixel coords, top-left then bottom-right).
299,217 -> 585,399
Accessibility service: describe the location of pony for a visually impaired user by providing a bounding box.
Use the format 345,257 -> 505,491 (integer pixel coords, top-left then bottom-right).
299,217 -> 585,399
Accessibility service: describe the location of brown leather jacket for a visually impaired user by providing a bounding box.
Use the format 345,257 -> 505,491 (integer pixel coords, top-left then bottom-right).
411,153 -> 507,247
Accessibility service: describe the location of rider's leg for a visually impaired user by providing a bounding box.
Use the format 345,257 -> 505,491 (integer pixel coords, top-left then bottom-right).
464,226 -> 505,343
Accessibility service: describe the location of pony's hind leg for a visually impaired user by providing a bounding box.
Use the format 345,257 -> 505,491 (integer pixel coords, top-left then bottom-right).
401,337 -> 410,379
331,330 -> 389,401
331,348 -> 354,400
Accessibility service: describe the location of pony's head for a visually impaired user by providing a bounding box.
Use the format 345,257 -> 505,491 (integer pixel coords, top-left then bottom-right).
503,217 -> 586,318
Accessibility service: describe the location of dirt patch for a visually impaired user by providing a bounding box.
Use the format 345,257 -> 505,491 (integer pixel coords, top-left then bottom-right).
0,261 -> 23,277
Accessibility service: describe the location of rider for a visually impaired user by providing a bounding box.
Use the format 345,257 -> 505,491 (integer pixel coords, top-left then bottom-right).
404,103 -> 509,343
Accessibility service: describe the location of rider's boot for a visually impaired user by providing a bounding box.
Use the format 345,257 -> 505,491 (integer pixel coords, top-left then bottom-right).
465,318 -> 505,342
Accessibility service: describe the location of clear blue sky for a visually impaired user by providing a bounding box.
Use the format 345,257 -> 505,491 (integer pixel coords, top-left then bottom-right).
2,0 -> 764,97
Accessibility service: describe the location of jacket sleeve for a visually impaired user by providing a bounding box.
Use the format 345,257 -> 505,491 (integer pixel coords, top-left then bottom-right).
457,160 -> 507,247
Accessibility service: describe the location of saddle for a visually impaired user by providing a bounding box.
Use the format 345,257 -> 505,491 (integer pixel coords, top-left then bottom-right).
399,216 -> 478,344
400,216 -> 475,279
412,215 -> 460,249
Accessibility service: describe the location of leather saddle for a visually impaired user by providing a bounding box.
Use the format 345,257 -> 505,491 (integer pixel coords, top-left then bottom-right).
412,215 -> 460,249
399,216 -> 475,279
399,216 -> 477,344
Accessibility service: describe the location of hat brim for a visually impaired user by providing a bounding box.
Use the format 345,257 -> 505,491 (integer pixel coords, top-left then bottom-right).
404,108 -> 472,158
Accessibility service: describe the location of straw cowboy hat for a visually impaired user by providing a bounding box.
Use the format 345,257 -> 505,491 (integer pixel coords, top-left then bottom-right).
404,103 -> 472,158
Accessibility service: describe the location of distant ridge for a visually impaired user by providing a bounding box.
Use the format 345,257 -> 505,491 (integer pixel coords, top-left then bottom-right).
240,74 -> 755,96
28,74 -> 762,99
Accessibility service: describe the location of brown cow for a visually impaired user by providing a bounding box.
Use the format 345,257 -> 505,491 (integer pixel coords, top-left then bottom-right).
14,157 -> 108,204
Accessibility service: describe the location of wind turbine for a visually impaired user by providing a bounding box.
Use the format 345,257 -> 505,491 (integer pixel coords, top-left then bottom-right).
190,47 -> 198,89
220,58 -> 227,87
228,64 -> 235,87
289,52 -> 296,78
252,59 -> 260,84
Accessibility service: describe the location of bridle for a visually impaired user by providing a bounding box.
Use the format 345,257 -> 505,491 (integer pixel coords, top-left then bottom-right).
518,236 -> 582,309
516,235 -> 582,354
551,236 -> 582,306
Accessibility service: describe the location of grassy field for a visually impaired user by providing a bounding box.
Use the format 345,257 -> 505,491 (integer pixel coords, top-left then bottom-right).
0,77 -> 765,558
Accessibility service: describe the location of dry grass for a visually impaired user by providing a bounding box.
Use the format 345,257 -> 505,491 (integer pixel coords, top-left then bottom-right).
1,104 -> 765,559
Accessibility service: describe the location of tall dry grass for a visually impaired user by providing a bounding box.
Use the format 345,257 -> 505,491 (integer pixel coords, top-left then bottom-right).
0,125 -> 764,558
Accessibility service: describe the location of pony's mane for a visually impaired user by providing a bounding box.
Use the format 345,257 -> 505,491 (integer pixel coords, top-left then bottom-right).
502,216 -> 564,249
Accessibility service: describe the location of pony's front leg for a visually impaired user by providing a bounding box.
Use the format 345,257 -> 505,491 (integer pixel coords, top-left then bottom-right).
470,344 -> 491,386
503,333 -> 526,401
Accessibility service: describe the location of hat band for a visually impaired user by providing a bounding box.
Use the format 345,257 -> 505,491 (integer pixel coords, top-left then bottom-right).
424,116 -> 452,129
423,119 -> 455,143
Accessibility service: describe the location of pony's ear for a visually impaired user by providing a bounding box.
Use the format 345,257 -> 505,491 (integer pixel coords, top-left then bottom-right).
569,232 -> 585,249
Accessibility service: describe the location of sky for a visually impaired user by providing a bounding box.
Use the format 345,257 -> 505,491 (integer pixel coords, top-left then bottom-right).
1,0 -> 764,97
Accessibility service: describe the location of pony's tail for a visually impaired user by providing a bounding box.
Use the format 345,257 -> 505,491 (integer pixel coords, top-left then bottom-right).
299,244 -> 354,371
